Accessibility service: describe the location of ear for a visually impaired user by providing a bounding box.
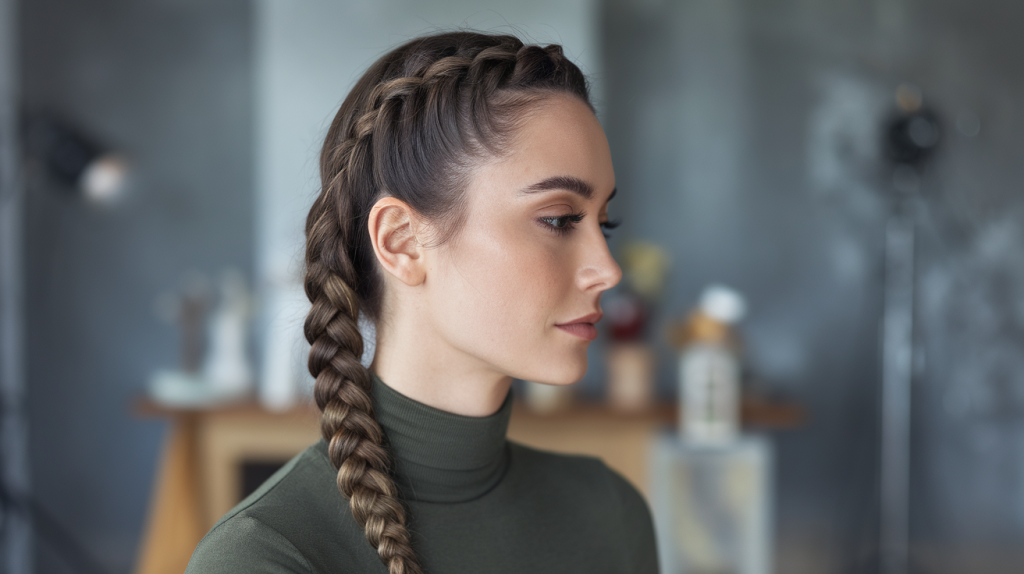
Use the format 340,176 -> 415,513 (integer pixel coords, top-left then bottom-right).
367,197 -> 427,287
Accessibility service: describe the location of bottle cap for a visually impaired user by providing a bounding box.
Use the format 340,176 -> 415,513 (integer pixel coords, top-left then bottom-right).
699,285 -> 746,324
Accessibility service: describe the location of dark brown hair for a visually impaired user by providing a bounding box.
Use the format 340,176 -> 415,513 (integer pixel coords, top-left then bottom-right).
303,31 -> 590,574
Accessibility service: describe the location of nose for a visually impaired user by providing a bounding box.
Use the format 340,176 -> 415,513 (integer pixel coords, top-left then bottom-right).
576,230 -> 623,293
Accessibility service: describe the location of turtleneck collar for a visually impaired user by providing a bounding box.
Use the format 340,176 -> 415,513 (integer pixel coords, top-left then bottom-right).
369,374 -> 513,504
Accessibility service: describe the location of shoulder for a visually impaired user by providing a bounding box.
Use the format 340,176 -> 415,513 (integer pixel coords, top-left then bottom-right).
186,441 -> 372,574
186,514 -> 312,574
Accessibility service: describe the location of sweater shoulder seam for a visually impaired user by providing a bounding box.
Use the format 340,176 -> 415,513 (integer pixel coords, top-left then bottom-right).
210,513 -> 315,574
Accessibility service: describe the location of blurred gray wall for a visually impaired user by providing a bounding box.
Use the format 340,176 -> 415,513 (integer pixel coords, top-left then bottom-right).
602,0 -> 1024,573
1,0 -> 31,572
19,1 -> 252,572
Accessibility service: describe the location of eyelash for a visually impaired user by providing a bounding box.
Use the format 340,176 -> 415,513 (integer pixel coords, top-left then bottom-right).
539,212 -> 622,238
601,219 -> 622,238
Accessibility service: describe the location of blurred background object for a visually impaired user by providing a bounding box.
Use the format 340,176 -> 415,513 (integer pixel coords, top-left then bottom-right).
876,82 -> 942,574
654,286 -> 772,574
651,435 -> 773,574
675,285 -> 747,446
147,268 -> 255,408
4,0 -> 1024,573
605,241 -> 671,412
23,114 -> 129,205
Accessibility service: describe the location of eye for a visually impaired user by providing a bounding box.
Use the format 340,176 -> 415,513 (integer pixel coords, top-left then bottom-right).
539,212 -> 585,235
600,218 -> 622,239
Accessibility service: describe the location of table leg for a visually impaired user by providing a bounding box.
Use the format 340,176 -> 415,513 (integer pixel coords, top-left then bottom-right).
134,416 -> 204,574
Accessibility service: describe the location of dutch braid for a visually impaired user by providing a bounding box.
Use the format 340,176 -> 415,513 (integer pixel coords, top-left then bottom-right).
303,32 -> 590,574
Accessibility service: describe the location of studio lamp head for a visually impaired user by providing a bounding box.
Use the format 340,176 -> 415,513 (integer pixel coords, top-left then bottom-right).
883,83 -> 942,169
24,113 -> 128,203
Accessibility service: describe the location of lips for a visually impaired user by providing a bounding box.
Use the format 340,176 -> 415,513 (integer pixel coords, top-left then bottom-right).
555,312 -> 603,341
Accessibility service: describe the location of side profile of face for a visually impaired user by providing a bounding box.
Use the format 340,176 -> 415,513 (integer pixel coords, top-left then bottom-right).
416,94 -> 622,386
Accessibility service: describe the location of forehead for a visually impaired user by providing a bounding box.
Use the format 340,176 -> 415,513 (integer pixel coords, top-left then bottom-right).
468,95 -> 616,204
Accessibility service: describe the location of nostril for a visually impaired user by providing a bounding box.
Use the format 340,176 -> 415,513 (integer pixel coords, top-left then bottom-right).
583,258 -> 623,292
606,263 -> 624,290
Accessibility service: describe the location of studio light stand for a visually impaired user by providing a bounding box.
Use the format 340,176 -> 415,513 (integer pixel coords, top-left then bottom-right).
878,84 -> 941,574
0,28 -> 124,573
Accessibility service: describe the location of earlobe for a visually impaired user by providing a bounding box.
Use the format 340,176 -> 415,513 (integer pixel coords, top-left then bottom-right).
367,197 -> 427,287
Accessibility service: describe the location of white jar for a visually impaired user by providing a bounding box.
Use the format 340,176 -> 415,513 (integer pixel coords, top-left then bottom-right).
680,341 -> 740,445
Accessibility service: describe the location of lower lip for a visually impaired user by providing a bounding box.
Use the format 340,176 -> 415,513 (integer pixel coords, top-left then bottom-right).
556,323 -> 598,341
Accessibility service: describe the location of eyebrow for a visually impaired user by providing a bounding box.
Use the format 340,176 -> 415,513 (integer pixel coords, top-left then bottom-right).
522,175 -> 617,203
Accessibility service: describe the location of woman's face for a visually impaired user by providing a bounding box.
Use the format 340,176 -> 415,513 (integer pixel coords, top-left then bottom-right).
422,95 -> 621,385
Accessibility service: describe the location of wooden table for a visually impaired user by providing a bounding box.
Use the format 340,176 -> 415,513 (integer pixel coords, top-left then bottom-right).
133,396 -> 801,574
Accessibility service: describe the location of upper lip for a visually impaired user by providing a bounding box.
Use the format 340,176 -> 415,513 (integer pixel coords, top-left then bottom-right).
556,312 -> 603,326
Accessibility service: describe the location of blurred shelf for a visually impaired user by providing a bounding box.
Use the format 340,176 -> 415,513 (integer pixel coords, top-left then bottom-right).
133,397 -> 322,574
508,396 -> 805,429
133,393 -> 803,574
133,396 -> 319,418
506,396 -> 803,508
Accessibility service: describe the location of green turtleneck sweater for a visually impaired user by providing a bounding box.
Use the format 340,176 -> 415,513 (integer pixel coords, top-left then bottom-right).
185,377 -> 659,573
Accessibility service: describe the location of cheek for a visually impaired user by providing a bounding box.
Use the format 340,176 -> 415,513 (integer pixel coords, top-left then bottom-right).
431,222 -> 577,364
445,226 -> 559,325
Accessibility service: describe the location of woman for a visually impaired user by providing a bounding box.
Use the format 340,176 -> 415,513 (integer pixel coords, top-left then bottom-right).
187,31 -> 658,574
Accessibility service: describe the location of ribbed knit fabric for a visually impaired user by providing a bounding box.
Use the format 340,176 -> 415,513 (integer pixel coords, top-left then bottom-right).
185,376 -> 659,574
371,375 -> 512,503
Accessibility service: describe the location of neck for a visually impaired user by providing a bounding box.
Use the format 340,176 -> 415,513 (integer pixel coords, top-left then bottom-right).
370,314 -> 512,417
